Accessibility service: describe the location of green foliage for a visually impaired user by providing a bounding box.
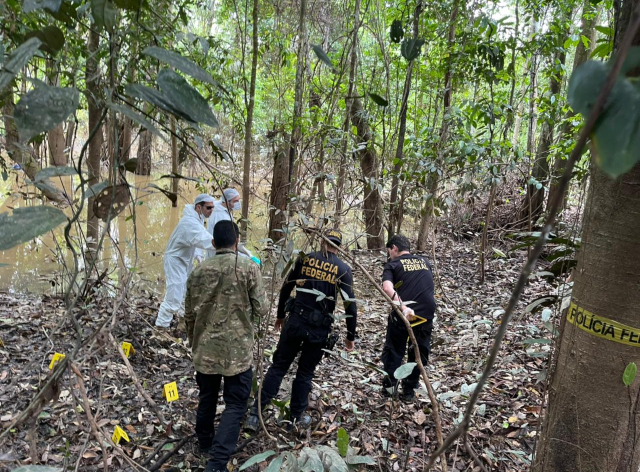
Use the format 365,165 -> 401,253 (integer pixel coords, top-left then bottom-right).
239,450 -> 276,470
337,427 -> 349,457
106,102 -> 163,138
368,93 -> 388,107
12,467 -> 62,472
623,362 -> 637,387
311,44 -> 334,70
25,26 -> 65,55
143,46 -> 217,86
90,0 -> 118,32
0,37 -> 42,91
22,0 -> 62,14
401,38 -> 425,62
14,85 -> 79,142
568,54 -> 640,177
156,68 -> 218,126
34,166 -> 77,181
0,206 -> 67,251
390,19 -> 404,43
394,362 -> 417,380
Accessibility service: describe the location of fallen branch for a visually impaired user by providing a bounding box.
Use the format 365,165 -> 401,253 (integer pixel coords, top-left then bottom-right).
146,434 -> 194,472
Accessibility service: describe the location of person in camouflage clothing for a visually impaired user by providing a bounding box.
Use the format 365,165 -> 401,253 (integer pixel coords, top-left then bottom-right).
185,220 -> 267,472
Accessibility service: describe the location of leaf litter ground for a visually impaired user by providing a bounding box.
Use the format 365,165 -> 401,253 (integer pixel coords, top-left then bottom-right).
0,235 -> 558,471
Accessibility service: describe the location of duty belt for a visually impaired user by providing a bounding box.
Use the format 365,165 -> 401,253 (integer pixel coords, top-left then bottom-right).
293,306 -> 333,328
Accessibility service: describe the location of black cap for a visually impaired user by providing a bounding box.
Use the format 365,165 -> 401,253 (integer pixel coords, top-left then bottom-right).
325,229 -> 342,245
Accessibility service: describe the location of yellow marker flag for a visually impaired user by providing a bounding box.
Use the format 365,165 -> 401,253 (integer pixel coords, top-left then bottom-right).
162,381 -> 179,403
112,425 -> 130,444
49,352 -> 66,370
121,342 -> 135,358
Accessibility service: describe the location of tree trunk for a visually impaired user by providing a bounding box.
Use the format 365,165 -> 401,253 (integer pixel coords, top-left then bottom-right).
547,0 -> 600,211
533,2 -> 640,470
86,29 -> 103,256
417,0 -> 459,250
1,88 -> 66,204
389,3 -> 423,237
267,139 -> 290,243
48,123 -> 67,166
170,116 -> 178,207
335,0 -> 360,225
287,0 -> 307,192
241,0 -> 259,239
136,127 -> 153,175
350,97 -> 384,249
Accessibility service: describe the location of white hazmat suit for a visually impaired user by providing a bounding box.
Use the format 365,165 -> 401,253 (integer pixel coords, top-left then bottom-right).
155,202 -> 213,327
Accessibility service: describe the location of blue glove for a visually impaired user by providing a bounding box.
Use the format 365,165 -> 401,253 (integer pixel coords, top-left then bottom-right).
250,256 -> 261,266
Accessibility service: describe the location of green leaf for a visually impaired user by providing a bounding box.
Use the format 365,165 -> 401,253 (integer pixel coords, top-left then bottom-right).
25,26 -> 65,55
239,451 -> 276,470
623,362 -> 637,387
298,447 -> 324,472
0,206 -> 67,251
337,427 -> 349,457
346,455 -> 376,465
311,44 -> 333,69
368,93 -> 388,107
23,0 -> 62,13
390,19 -> 404,43
124,84 -> 193,122
161,442 -> 174,451
0,37 -> 43,92
595,25 -> 613,36
401,38 -> 425,62
394,362 -> 417,380
121,159 -> 139,172
106,101 -> 163,138
15,85 -> 79,142
147,183 -> 178,205
492,247 -> 507,258
264,455 -> 285,472
157,69 -> 219,127
86,181 -> 109,198
34,166 -> 77,182
91,0 -> 117,32
142,46 -> 217,86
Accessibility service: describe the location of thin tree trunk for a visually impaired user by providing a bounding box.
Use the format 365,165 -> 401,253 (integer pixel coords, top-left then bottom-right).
86,29 -> 103,256
170,116 -> 178,207
136,127 -> 153,175
417,0 -> 459,250
48,123 -> 66,166
547,0 -> 600,211
389,3 -> 423,237
241,0 -> 259,239
267,139 -> 290,242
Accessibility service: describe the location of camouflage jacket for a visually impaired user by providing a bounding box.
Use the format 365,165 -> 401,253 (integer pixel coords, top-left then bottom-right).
185,248 -> 267,376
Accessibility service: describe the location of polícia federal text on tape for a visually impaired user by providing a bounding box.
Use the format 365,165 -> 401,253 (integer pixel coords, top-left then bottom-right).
568,302 -> 640,346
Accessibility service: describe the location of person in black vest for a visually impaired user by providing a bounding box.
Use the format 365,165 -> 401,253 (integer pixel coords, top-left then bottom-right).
381,234 -> 436,402
245,229 -> 357,430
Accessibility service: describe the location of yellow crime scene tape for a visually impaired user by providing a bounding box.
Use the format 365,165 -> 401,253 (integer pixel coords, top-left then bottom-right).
568,302 -> 640,346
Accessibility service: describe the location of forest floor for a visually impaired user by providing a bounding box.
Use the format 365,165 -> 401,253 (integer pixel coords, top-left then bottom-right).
0,233 -> 560,472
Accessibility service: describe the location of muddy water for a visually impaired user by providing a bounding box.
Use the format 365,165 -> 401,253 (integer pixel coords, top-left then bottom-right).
0,174 -> 272,295
0,172 -> 369,295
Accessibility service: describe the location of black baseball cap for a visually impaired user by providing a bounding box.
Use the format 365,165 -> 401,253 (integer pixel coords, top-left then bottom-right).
325,229 -> 342,245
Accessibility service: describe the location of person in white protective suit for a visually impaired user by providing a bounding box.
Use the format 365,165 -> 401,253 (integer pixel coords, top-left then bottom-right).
205,188 -> 260,264
155,194 -> 215,328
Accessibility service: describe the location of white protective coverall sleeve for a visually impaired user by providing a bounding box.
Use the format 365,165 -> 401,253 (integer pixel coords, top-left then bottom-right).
156,205 -> 213,327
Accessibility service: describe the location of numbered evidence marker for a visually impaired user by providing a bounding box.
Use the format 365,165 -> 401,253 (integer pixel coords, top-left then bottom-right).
112,425 -> 130,445
162,381 -> 179,403
121,341 -> 135,358
49,352 -> 66,370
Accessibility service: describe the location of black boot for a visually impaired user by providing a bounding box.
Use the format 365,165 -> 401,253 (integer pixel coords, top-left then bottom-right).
244,404 -> 260,432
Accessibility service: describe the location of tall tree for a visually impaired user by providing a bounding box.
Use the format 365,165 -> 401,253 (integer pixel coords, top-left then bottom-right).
533,1 -> 640,470
241,0 -> 259,238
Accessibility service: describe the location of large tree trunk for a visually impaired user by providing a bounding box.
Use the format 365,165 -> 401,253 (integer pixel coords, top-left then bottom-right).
86,29 -> 103,256
389,3 -> 422,237
1,89 -> 67,204
241,0 -> 259,239
417,0 -> 459,250
48,123 -> 67,166
547,0 -> 600,211
350,97 -> 384,249
533,2 -> 640,470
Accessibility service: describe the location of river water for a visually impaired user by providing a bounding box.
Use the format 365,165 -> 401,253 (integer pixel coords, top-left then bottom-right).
0,172 -> 368,295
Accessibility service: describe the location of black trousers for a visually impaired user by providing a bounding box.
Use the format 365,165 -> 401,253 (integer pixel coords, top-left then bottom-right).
381,313 -> 432,390
258,314 -> 329,420
196,368 -> 252,472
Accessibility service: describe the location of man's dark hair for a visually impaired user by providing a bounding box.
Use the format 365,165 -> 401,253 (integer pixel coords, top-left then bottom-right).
386,234 -> 411,252
214,220 -> 240,249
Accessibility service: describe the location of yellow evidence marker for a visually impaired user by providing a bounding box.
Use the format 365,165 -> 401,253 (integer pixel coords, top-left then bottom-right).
112,425 -> 130,444
162,381 -> 179,403
49,353 -> 66,370
121,342 -> 135,358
